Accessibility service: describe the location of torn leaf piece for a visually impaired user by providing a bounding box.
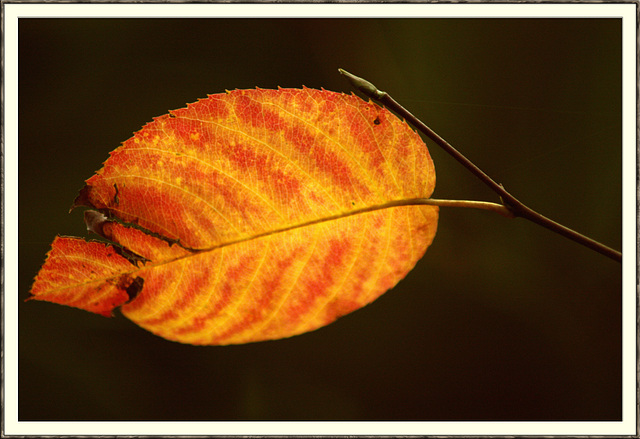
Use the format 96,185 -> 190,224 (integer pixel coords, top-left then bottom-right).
29,237 -> 138,317
83,209 -> 190,263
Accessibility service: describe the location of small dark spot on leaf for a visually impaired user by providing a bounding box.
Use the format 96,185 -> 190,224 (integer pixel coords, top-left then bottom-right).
373,117 -> 381,125
125,277 -> 144,302
113,183 -> 120,205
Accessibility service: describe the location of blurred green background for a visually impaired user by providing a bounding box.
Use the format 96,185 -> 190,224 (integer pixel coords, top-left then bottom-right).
19,18 -> 621,421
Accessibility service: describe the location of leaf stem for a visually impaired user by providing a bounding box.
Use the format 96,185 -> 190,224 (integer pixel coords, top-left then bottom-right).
339,68 -> 622,263
417,198 -> 515,218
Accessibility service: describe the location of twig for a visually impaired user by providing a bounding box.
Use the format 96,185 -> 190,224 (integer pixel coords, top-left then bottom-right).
339,68 -> 622,263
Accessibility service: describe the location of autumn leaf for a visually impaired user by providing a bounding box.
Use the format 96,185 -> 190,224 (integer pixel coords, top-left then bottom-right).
29,87 -> 438,345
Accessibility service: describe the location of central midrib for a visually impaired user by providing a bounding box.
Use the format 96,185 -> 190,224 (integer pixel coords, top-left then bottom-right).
56,198 -> 436,294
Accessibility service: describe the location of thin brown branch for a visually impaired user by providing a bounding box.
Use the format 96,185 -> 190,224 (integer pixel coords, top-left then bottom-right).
339,68 -> 622,263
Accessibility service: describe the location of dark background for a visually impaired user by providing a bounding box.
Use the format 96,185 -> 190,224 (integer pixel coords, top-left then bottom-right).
19,18 -> 622,421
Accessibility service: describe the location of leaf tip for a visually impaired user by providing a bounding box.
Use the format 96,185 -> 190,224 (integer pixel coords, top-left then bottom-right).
70,185 -> 93,212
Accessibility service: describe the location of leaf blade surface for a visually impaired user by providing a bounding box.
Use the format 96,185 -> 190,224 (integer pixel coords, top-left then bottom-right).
30,88 -> 438,345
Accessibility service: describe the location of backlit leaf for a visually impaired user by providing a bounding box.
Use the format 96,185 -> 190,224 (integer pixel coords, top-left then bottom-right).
29,88 -> 438,345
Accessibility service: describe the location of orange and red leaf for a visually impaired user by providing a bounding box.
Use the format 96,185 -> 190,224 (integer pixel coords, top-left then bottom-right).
29,88 -> 438,345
